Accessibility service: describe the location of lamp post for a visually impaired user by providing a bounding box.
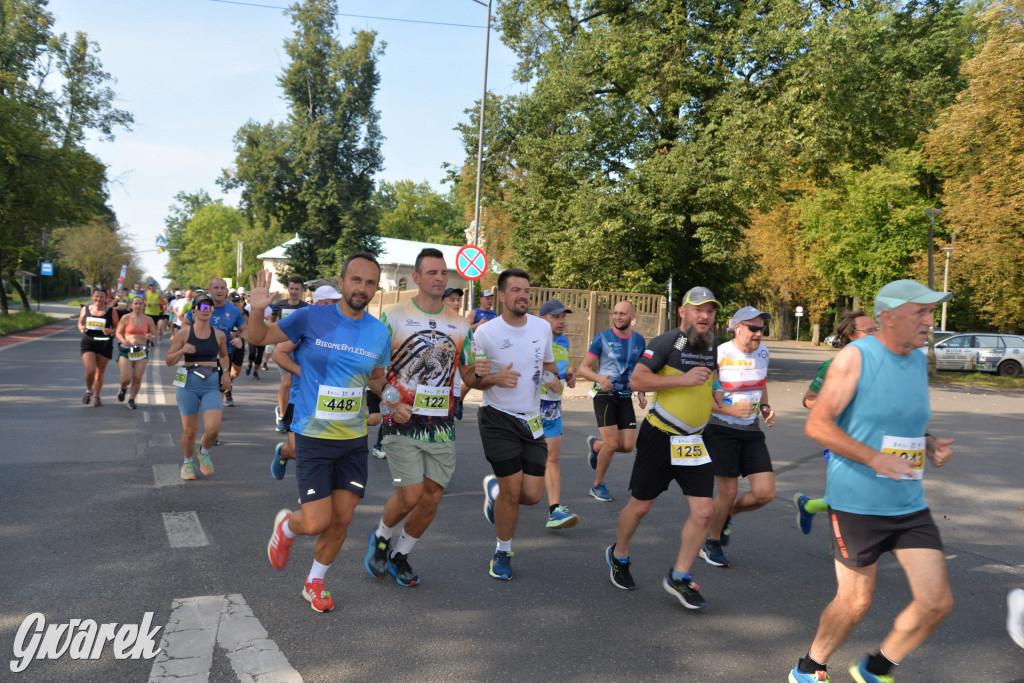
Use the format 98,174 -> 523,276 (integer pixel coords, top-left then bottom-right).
923,208 -> 942,376
940,232 -> 955,331
467,0 -> 492,311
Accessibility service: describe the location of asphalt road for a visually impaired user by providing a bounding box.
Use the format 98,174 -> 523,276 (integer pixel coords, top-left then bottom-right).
1,322 -> 1022,682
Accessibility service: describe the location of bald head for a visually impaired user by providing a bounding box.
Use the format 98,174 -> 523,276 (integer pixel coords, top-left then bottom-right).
612,301 -> 635,332
208,277 -> 228,306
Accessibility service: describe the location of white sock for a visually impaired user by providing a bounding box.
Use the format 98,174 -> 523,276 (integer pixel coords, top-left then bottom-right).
376,519 -> 394,541
281,517 -> 296,539
183,456 -> 194,464
496,538 -> 511,553
393,531 -> 418,557
307,560 -> 329,583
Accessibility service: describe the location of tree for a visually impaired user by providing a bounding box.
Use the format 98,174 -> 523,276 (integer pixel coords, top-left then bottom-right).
55,220 -> 138,290
372,180 -> 464,245
222,0 -> 384,279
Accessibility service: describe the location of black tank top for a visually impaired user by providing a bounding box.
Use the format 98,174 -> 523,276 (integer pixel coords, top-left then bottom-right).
82,305 -> 115,339
184,325 -> 219,363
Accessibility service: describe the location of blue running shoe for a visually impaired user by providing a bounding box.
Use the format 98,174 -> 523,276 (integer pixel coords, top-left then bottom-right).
387,551 -> 419,587
589,482 -> 613,502
788,662 -> 830,682
587,435 -> 598,470
794,493 -> 814,534
546,505 -> 578,529
271,443 -> 287,480
606,544 -> 635,590
483,475 -> 499,524
699,538 -> 729,567
489,550 -> 512,580
848,657 -> 893,683
364,529 -> 390,579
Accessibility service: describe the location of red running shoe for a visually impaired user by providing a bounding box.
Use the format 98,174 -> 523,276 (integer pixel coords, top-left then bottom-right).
267,509 -> 293,570
302,578 -> 334,612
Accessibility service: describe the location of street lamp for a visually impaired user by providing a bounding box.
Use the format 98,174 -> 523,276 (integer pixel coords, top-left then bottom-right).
467,0 -> 492,311
923,207 -> 942,377
940,232 -> 955,331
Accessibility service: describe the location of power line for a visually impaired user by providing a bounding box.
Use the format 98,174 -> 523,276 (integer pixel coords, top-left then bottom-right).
206,0 -> 487,29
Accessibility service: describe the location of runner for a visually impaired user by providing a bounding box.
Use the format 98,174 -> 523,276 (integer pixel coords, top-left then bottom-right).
77,288 -> 118,407
165,292 -> 231,481
248,255 -> 392,613
538,298 -> 578,529
364,249 -> 480,587
443,287 -> 465,420
788,279 -> 954,683
114,295 -> 157,409
467,287 -> 497,331
475,268 -> 561,580
272,275 -> 308,432
577,300 -> 647,502
793,310 -> 877,534
604,286 -> 719,610
243,293 -> 271,380
143,281 -> 166,343
183,278 -> 246,407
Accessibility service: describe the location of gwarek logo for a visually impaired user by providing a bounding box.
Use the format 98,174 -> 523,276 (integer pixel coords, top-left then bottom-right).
10,612 -> 161,673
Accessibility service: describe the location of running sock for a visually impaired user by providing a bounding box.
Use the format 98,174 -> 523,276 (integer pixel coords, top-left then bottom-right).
376,519 -> 395,541
549,504 -> 559,514
496,538 -> 511,553
183,456 -> 194,464
798,655 -> 827,674
806,498 -> 829,514
199,446 -> 210,456
670,569 -> 692,582
866,651 -> 895,676
307,560 -> 330,583
393,531 -> 418,557
281,518 -> 296,539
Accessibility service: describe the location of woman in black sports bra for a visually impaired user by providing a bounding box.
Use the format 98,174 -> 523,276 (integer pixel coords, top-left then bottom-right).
77,288 -> 119,407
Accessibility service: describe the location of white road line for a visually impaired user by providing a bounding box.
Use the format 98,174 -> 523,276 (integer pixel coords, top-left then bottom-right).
149,433 -> 174,448
152,464 -> 183,488
149,594 -> 302,682
161,512 -> 210,548
145,348 -> 170,406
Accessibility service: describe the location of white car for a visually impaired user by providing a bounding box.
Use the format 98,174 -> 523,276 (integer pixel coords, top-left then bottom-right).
925,333 -> 1024,376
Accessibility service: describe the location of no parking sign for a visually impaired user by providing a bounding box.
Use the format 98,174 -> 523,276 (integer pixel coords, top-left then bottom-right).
456,245 -> 488,281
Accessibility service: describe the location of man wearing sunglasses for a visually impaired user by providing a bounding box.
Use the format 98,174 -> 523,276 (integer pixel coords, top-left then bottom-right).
700,306 -> 776,569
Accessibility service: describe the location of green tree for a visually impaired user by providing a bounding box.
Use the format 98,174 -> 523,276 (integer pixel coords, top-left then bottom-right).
54,219 -> 138,290
222,0 -> 384,279
372,180 -> 464,245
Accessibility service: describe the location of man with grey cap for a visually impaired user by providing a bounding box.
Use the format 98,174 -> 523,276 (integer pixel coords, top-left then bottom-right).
700,305 -> 777,569
467,288 -> 497,331
539,298 -> 579,529
788,279 -> 954,683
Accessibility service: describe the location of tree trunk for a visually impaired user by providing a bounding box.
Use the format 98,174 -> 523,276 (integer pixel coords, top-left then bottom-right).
0,278 -> 9,316
811,322 -> 820,346
8,278 -> 30,310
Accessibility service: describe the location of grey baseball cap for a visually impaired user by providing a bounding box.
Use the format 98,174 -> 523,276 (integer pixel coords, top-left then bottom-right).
681,286 -> 720,308
538,299 -> 572,316
481,289 -> 495,297
732,306 -> 772,328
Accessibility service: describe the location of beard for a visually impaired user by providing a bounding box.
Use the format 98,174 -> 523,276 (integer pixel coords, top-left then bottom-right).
684,324 -> 714,352
613,319 -> 631,331
344,291 -> 368,312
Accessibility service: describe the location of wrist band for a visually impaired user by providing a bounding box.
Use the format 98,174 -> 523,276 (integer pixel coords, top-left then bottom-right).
760,403 -> 771,412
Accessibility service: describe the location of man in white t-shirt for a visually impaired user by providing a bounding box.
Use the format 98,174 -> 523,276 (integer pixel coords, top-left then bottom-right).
700,306 -> 777,569
472,268 -> 561,580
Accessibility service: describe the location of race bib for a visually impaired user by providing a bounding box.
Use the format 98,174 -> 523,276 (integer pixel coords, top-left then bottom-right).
173,368 -> 187,388
724,391 -> 760,413
588,383 -> 599,399
879,435 -> 925,481
128,346 -> 147,361
85,316 -> 106,331
526,412 -> 544,439
670,434 -> 711,466
281,308 -> 297,318
315,385 -> 362,421
411,384 -> 450,417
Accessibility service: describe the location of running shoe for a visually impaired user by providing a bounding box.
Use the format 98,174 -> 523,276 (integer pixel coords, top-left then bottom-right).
364,529 -> 391,579
127,399 -> 137,410
180,461 -> 196,481
662,572 -> 706,610
93,395 -> 102,407
699,538 -> 729,567
372,447 -> 387,460
245,363 -> 252,376
606,544 -> 635,590
275,406 -> 286,432
489,550 -> 513,580
302,578 -> 334,613
82,390 -> 92,404
262,363 -> 269,371
267,509 -> 293,570
587,435 -> 599,470
546,505 -> 578,529
196,448 -> 214,476
454,399 -> 463,421
1009,588 -> 1024,649
253,369 -> 260,380
271,443 -> 287,480
483,475 -> 499,524
589,482 -> 613,502
224,392 -> 234,407
848,657 -> 894,683
789,662 -> 830,682
387,551 -> 419,587
720,514 -> 732,546
794,493 -> 815,535
117,386 -> 127,402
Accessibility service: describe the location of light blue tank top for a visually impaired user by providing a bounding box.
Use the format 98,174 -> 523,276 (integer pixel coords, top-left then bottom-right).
824,336 -> 929,516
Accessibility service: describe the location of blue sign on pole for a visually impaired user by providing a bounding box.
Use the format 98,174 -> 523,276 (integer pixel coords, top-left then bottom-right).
40,262 -> 53,276
155,236 -> 167,249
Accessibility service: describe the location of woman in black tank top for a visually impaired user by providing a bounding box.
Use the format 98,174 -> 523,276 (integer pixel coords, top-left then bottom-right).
77,288 -> 119,407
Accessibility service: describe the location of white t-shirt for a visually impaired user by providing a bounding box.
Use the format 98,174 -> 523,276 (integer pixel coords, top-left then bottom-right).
473,314 -> 554,417
712,340 -> 770,426
170,298 -> 187,326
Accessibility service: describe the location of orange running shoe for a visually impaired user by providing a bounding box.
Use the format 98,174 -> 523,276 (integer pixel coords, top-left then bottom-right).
196,447 -> 214,476
302,578 -> 334,612
267,509 -> 293,570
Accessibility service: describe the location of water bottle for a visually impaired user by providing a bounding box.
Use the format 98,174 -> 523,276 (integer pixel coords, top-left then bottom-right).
381,383 -> 400,416
542,370 -> 555,384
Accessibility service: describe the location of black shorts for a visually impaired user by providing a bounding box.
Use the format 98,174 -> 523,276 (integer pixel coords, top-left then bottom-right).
703,423 -> 773,478
478,405 -> 547,478
293,433 -> 368,504
283,403 -> 295,433
593,393 -> 637,431
230,346 -> 244,367
80,335 -> 113,360
829,507 -> 943,567
629,419 -> 714,500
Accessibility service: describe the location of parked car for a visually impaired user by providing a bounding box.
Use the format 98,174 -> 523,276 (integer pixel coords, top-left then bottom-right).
921,332 -> 1024,376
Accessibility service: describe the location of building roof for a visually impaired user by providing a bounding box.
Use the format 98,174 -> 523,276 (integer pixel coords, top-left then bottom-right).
257,235 -> 302,260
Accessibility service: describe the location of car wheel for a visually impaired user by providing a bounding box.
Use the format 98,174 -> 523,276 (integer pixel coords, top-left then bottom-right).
997,360 -> 1022,377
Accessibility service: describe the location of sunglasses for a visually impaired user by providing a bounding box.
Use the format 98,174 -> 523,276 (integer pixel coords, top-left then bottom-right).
740,322 -> 765,334
196,302 -> 213,312
855,327 -> 877,335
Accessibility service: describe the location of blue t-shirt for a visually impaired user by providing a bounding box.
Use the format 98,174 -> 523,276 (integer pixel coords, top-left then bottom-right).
472,308 -> 498,325
586,328 -> 646,397
277,305 -> 391,441
540,335 -> 570,421
825,336 -> 930,516
186,303 -> 244,337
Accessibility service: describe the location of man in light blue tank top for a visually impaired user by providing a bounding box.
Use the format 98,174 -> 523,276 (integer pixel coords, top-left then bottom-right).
789,280 -> 955,683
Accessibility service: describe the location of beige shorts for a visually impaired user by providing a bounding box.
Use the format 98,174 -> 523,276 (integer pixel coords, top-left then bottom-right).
382,434 -> 456,488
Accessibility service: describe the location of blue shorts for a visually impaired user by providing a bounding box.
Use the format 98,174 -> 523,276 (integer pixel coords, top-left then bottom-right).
542,416 -> 563,439
176,371 -> 221,417
294,433 -> 368,504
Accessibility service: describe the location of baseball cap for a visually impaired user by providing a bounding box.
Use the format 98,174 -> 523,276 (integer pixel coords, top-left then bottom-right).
237,286 -> 246,294
732,306 -> 772,328
874,279 -> 952,318
538,298 -> 572,316
681,286 -> 720,308
481,289 -> 495,297
174,290 -> 183,297
229,292 -> 241,302
313,285 -> 342,303
443,287 -> 464,299
192,293 -> 214,308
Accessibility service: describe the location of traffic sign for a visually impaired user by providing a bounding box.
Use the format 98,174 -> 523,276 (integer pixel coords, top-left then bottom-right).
155,236 -> 167,248
40,262 -> 53,276
456,245 -> 488,281
795,305 -> 804,317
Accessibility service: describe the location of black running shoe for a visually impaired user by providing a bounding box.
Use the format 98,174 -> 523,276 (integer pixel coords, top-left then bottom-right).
606,544 -> 636,590
662,573 -> 706,610
387,552 -> 419,587
364,529 -> 390,579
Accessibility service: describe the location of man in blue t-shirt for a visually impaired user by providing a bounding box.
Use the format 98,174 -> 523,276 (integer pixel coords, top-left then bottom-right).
184,277 -> 246,406
467,288 -> 498,331
246,253 -> 392,614
788,279 -> 955,683
576,300 -> 646,502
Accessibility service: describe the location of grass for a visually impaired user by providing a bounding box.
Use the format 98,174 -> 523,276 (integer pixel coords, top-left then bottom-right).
932,371 -> 1024,390
0,310 -> 60,336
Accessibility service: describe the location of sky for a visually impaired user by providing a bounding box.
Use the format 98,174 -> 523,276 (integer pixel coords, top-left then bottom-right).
45,0 -> 522,286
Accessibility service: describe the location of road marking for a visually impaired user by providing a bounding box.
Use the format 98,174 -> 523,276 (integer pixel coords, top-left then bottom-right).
149,433 -> 174,448
0,320 -> 70,352
149,594 -> 302,682
152,464 -> 183,488
162,512 -> 210,548
146,349 -> 170,405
